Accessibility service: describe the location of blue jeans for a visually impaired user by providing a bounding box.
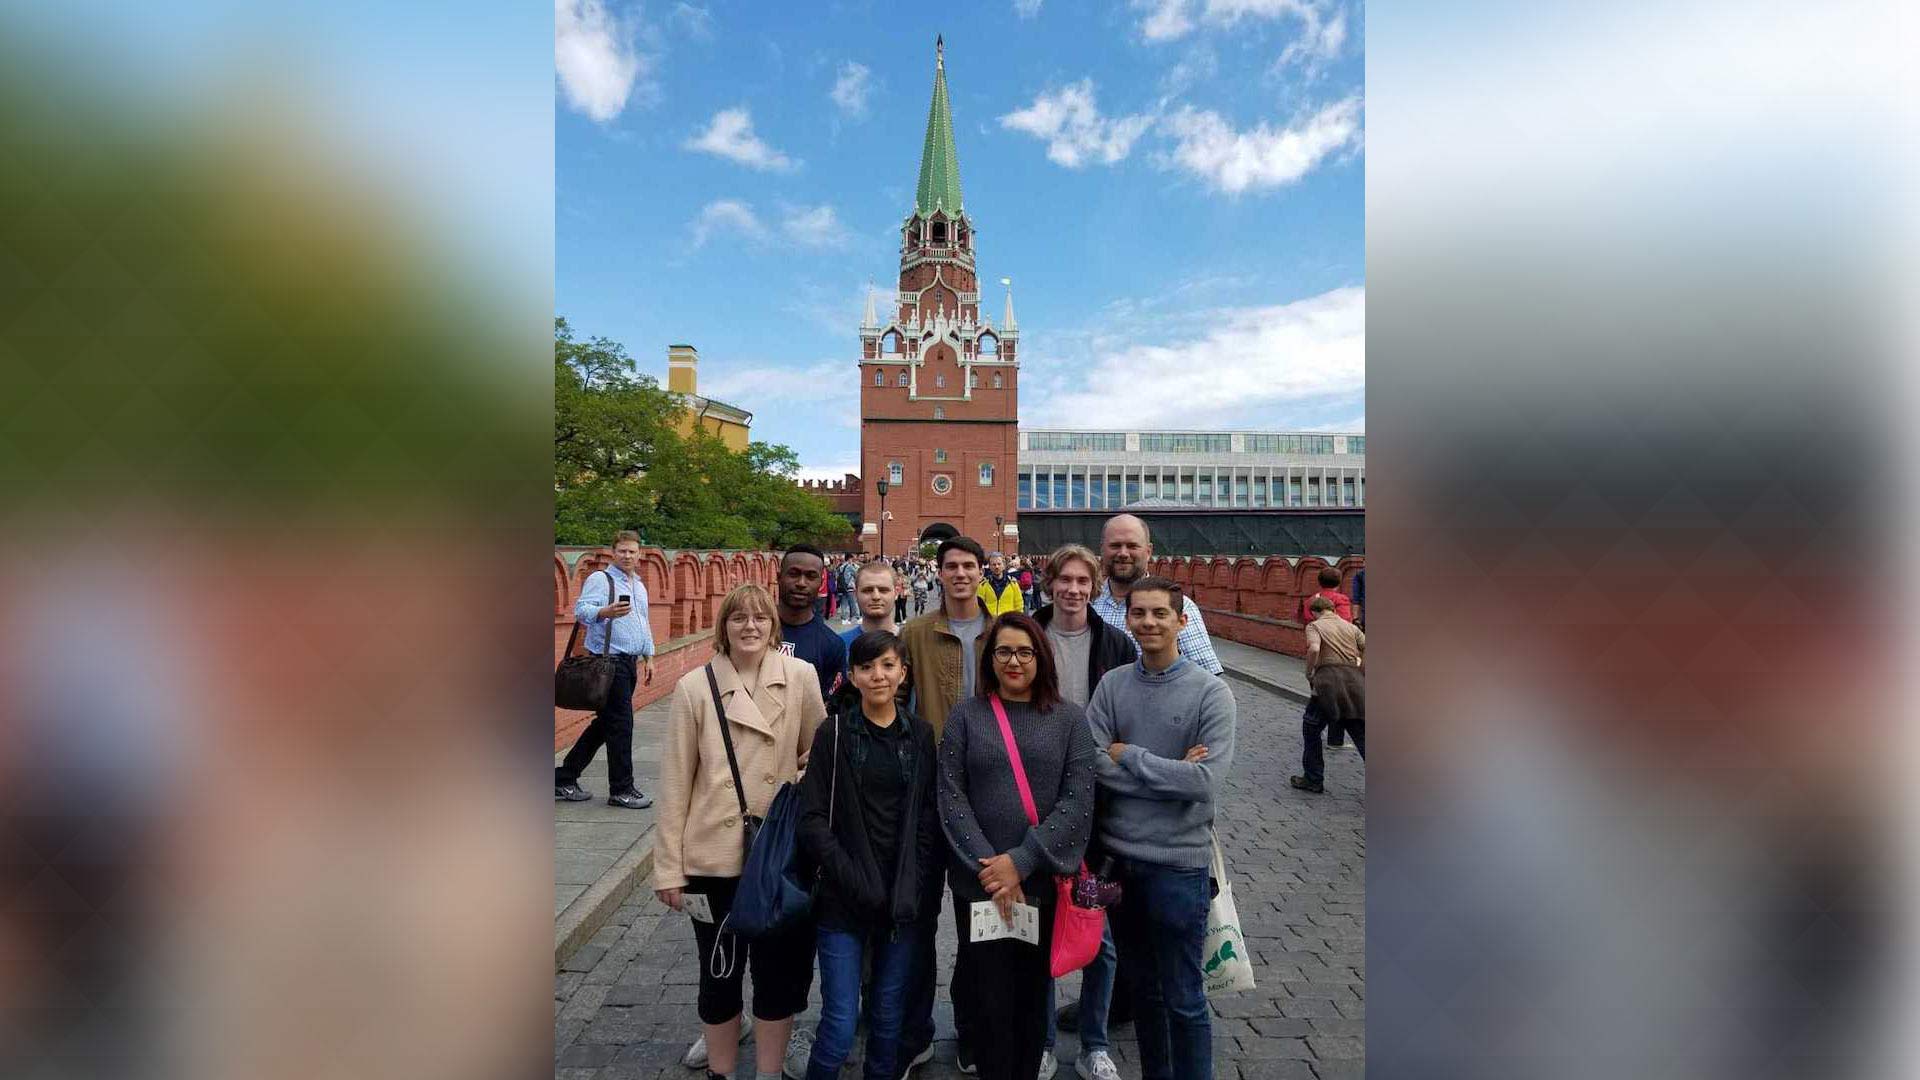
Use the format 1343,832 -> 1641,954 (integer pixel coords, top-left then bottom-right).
1113,861 -> 1213,1080
1044,922 -> 1117,1052
808,924 -> 923,1080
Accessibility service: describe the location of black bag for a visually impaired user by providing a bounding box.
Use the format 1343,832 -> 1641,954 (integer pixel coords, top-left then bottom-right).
555,571 -> 623,711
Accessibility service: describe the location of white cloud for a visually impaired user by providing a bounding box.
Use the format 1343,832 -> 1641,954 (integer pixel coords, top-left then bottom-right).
1275,6 -> 1346,72
685,107 -> 798,171
690,199 -> 767,247
1024,286 -> 1365,429
669,2 -> 714,39
829,61 -> 872,119
999,81 -> 1156,168
1160,95 -> 1362,193
1013,0 -> 1045,18
795,462 -> 863,482
555,0 -> 649,122
781,204 -> 851,249
1136,0 -> 1196,41
1162,44 -> 1219,93
702,360 -> 850,407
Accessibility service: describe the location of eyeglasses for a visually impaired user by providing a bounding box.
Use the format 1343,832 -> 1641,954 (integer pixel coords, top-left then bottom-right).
991,646 -> 1037,664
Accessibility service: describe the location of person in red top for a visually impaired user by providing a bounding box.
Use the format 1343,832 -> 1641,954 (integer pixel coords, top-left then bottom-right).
1297,568 -> 1355,750
1297,567 -> 1354,623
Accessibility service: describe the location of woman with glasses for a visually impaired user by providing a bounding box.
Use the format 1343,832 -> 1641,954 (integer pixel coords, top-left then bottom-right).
937,612 -> 1097,1080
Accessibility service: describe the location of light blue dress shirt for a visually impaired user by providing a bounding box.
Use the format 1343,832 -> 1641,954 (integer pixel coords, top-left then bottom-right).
1091,582 -> 1223,675
574,565 -> 656,657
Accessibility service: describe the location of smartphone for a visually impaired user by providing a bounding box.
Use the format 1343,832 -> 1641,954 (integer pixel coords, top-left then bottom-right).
617,594 -> 631,604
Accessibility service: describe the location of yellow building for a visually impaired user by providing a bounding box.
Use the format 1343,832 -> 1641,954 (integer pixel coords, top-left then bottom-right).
666,344 -> 752,451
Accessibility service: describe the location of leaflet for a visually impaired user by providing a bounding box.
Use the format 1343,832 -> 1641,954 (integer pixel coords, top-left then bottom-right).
969,900 -> 1039,945
683,893 -> 715,924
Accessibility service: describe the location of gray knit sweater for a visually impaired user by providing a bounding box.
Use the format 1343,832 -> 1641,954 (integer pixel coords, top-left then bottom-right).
1085,658 -> 1236,869
937,695 -> 1097,903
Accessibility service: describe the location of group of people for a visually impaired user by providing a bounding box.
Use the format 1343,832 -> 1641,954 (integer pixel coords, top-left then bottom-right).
820,550 -> 1048,628
553,514 -> 1359,1080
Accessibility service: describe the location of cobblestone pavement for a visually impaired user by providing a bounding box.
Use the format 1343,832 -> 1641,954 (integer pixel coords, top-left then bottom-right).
555,677 -> 1365,1079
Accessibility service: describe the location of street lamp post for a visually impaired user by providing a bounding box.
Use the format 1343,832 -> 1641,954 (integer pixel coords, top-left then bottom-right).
876,478 -> 890,556
995,515 -> 1004,552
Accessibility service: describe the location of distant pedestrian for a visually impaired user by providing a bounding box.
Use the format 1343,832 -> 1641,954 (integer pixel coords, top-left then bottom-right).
555,530 -> 657,809
893,568 -> 910,625
1296,568 -> 1354,750
1291,595 -> 1366,794
980,551 -> 1026,617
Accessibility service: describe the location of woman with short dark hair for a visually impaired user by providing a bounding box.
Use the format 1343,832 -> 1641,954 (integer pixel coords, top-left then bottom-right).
937,612 -> 1096,1079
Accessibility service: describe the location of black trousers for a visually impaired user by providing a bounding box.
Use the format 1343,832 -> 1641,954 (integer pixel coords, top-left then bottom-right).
953,897 -> 1055,1080
556,654 -> 638,793
1300,698 -> 1365,784
894,595 -> 908,623
902,888 -> 978,1062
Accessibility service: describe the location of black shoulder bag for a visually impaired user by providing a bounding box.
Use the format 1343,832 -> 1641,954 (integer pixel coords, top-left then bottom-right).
555,571 -> 623,711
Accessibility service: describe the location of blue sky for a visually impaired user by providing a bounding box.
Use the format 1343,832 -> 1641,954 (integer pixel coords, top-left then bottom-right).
558,0 -> 1364,479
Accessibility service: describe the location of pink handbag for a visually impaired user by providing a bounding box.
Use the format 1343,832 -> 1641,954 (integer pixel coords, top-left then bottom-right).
987,695 -> 1105,978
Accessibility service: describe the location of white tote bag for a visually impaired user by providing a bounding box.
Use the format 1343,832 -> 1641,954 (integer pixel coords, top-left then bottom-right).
1202,836 -> 1257,995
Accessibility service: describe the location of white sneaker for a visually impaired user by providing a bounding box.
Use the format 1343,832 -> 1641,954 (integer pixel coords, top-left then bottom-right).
781,1026 -> 815,1079
1075,1049 -> 1122,1080
681,1015 -> 754,1069
1038,1049 -> 1059,1079
900,1044 -> 934,1075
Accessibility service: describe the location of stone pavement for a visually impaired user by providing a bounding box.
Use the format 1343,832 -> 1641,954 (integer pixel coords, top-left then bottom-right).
554,675 -> 1365,1079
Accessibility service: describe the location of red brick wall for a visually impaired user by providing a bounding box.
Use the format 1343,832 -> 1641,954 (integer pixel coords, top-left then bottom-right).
860,419 -> 1019,556
553,547 -> 780,750
1029,552 -> 1367,660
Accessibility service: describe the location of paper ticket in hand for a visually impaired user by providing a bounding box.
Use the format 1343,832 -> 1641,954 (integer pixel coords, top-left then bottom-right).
683,893 -> 715,924
969,900 -> 1039,945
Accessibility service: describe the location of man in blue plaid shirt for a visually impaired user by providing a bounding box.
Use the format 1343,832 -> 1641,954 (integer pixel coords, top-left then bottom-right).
1088,514 -> 1224,676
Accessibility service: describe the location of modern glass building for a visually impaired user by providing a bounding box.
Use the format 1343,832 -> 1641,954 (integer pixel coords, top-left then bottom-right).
1016,429 -> 1366,511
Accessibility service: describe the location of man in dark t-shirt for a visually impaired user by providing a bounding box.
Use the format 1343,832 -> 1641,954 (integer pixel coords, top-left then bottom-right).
777,544 -> 848,701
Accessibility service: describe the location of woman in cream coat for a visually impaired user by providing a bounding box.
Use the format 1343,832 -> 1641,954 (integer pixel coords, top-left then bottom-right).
655,582 -> 827,1080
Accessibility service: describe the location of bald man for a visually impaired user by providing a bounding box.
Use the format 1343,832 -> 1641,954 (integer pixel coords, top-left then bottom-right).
1088,514 -> 1223,675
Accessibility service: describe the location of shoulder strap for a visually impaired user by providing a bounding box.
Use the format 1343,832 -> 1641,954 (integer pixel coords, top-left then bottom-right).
704,664 -> 750,819
988,695 -> 1040,827
594,570 -> 618,656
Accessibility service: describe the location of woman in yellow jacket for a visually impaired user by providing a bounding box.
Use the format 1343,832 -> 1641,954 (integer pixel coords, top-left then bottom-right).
655,583 -> 828,1080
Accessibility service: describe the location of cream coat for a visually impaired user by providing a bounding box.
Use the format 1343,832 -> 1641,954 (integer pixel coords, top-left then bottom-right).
653,650 -> 827,890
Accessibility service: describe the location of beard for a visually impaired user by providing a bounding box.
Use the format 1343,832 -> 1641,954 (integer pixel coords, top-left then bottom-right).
1105,558 -> 1141,584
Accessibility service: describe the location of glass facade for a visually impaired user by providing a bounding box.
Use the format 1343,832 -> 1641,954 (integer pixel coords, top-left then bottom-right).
1243,433 -> 1337,454
1026,432 -> 1128,452
1011,449 -> 1365,510
1140,433 -> 1232,453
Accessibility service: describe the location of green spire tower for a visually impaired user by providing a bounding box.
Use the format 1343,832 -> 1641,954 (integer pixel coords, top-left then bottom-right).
914,35 -> 964,217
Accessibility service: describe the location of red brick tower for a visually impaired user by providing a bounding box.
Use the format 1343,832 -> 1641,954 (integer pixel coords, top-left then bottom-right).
858,37 -> 1020,557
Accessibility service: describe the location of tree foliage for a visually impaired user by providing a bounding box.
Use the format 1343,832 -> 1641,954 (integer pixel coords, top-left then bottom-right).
554,318 -> 854,550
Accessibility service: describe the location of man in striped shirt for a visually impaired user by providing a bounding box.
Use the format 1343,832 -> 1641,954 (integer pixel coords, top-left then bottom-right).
1089,514 -> 1223,676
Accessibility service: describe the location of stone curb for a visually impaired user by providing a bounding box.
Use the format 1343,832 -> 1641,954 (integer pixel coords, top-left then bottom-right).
1220,663 -> 1311,706
555,825 -> 655,970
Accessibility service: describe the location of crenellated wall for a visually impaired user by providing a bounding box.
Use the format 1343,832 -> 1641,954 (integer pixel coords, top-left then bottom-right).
1030,552 -> 1367,657
553,546 -> 782,750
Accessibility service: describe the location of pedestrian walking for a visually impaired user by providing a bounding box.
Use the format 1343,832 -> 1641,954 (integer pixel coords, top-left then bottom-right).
938,613 -> 1096,1080
1296,567 -> 1356,750
1290,595 -> 1366,794
556,530 -> 657,809
796,631 -> 941,1080
655,583 -> 827,1080
1087,576 -> 1236,1080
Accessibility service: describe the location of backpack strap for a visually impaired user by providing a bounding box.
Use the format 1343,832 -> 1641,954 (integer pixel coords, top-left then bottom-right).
987,695 -> 1040,827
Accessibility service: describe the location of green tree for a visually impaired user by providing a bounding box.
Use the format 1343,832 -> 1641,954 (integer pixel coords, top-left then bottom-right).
554,318 -> 854,550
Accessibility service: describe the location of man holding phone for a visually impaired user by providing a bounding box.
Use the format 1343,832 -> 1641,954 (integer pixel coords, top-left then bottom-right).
556,530 -> 657,808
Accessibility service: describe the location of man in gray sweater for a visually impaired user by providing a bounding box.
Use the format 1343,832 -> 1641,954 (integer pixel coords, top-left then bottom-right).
1085,576 -> 1236,1080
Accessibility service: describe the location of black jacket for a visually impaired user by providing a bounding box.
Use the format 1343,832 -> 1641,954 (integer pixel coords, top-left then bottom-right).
1034,604 -> 1139,695
797,703 -> 941,932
